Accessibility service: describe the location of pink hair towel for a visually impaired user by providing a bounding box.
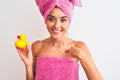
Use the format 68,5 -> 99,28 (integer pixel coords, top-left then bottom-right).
35,0 -> 82,22
35,57 -> 79,80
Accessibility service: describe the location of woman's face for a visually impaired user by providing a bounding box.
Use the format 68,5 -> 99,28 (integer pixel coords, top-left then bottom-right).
45,7 -> 70,39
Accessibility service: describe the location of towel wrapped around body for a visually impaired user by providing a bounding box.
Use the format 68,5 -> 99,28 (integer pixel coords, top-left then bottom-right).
35,56 -> 79,80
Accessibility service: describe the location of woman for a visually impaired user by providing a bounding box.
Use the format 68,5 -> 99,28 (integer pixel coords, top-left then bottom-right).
16,0 -> 103,80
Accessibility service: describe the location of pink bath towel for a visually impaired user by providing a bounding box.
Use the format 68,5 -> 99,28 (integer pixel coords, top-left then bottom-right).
35,0 -> 82,22
35,56 -> 79,80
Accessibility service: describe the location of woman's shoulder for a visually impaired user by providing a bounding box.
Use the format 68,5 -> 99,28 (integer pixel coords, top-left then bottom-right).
31,38 -> 49,50
31,40 -> 41,54
31,39 -> 46,54
67,38 -> 86,47
74,40 -> 87,48
32,40 -> 42,47
74,40 -> 91,55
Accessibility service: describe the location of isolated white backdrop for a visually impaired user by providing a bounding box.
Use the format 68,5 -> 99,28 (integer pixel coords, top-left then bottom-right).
0,0 -> 120,80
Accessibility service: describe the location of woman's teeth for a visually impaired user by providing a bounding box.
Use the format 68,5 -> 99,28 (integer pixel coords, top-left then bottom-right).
52,29 -> 62,34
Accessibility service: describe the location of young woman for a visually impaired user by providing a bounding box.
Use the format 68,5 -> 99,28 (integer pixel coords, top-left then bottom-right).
16,0 -> 103,80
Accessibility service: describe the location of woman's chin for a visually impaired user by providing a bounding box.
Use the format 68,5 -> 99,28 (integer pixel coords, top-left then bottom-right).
50,34 -> 63,39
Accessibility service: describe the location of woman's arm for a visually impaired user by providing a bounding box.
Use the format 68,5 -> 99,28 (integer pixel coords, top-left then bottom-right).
16,45 -> 34,80
25,64 -> 34,80
80,56 -> 103,80
67,41 -> 103,80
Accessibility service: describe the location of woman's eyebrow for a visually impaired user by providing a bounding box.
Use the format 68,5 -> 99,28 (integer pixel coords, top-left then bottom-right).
61,16 -> 68,18
48,15 -> 68,19
48,15 -> 55,18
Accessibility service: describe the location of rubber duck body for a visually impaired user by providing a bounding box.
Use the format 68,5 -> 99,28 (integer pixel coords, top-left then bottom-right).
15,33 -> 30,49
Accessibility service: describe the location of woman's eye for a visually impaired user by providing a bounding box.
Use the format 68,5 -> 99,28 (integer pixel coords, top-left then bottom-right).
48,17 -> 54,22
61,19 -> 67,23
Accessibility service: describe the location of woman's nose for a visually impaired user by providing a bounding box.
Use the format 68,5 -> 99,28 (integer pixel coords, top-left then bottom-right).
54,20 -> 61,28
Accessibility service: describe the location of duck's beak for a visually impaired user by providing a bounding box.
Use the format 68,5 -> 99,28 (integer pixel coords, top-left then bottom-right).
17,35 -> 20,39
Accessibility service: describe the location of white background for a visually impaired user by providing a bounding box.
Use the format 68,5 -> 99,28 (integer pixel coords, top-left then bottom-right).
0,0 -> 120,80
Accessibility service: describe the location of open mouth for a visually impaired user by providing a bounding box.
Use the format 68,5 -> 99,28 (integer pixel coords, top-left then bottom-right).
52,29 -> 62,35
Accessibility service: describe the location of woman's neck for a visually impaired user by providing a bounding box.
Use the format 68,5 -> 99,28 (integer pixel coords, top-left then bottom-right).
49,37 -> 68,47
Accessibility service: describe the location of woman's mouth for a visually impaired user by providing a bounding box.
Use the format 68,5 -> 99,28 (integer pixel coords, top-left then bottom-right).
52,29 -> 62,35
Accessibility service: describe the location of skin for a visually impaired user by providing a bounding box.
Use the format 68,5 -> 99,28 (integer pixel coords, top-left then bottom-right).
16,7 -> 103,80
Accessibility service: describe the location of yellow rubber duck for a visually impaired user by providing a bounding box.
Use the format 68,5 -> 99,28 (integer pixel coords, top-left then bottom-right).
15,33 -> 30,49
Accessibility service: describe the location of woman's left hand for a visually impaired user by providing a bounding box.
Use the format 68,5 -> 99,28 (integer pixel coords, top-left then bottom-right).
66,41 -> 91,61
66,41 -> 103,80
66,46 -> 85,59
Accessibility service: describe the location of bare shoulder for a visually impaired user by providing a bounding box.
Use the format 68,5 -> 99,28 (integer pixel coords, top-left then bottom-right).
31,40 -> 42,56
75,40 -> 87,48
32,40 -> 42,48
75,40 -> 92,57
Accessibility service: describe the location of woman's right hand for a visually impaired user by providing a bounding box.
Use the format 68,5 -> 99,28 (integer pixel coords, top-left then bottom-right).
16,46 -> 33,66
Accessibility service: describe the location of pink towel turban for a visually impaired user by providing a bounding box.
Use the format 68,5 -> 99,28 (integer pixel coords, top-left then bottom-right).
35,0 -> 82,22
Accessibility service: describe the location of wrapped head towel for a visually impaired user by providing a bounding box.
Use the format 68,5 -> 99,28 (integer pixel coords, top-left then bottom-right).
35,0 -> 82,22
